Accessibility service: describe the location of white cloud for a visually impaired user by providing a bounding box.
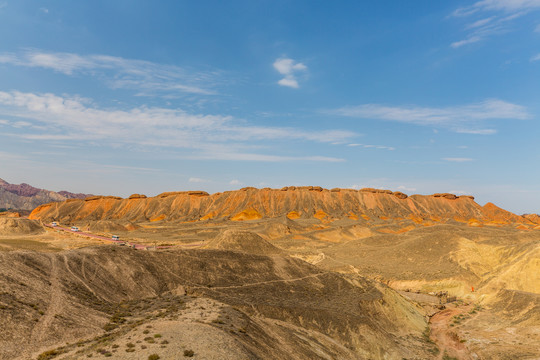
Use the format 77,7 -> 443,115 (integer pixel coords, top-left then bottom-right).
451,0 -> 540,47
442,157 -> 474,162
273,58 -> 307,89
277,77 -> 299,89
451,36 -> 483,48
0,2 -> 6,10
229,179 -> 242,185
347,143 -> 395,151
0,50 -> 218,96
189,177 -> 210,183
0,91 -> 354,162
531,53 -> 540,61
188,152 -> 345,162
455,128 -> 497,134
468,0 -> 540,13
40,7 -> 48,13
467,17 -> 495,28
330,99 -> 529,134
535,23 -> 540,32
397,185 -> 417,192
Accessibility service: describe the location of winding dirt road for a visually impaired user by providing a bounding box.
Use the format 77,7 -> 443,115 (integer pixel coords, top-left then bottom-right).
45,223 -> 203,250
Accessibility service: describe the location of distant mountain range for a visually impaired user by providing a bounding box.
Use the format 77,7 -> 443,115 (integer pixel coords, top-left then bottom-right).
0,178 -> 92,211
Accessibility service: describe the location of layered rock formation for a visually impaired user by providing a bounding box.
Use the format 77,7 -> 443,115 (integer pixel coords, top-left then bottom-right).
0,178 -> 91,211
29,187 -> 539,227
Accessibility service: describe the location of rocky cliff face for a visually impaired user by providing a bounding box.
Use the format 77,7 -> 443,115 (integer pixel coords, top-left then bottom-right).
29,186 -> 538,227
0,178 -> 91,211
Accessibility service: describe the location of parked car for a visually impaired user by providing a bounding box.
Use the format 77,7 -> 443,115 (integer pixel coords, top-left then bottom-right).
51,222 -> 58,227
112,235 -> 120,240
70,226 -> 79,232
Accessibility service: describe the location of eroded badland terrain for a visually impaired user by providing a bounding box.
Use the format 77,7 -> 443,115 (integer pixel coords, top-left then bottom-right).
1,187 -> 539,359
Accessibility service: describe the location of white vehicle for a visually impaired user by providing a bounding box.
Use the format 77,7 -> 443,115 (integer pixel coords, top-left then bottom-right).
70,226 -> 79,232
112,235 -> 120,240
51,222 -> 58,227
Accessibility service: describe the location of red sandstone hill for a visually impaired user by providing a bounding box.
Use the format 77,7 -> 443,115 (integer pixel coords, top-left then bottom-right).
28,186 -> 538,227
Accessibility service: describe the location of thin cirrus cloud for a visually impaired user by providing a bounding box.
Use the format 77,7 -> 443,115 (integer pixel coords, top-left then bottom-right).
0,49 -> 218,96
442,157 -> 474,162
451,0 -> 540,48
0,91 -> 354,162
347,143 -> 395,151
189,177 -> 210,183
273,58 -> 307,89
329,99 -> 530,134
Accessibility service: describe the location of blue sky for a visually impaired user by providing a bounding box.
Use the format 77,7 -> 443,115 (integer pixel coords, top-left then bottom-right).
0,0 -> 539,213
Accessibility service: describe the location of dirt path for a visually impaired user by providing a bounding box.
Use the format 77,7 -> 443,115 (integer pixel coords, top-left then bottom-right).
192,272 -> 328,291
23,255 -> 65,358
430,305 -> 472,360
63,254 -> 102,301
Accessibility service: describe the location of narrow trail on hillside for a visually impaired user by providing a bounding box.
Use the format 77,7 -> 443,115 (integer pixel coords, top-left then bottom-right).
430,305 -> 474,360
25,255 -> 64,359
192,272 -> 329,291
63,254 -> 102,301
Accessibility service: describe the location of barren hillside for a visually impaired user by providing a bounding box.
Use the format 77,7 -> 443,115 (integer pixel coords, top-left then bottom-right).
0,246 -> 433,360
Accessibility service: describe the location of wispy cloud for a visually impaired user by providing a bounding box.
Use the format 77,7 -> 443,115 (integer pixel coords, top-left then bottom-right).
273,57 -> 307,89
229,179 -> 243,186
189,177 -> 210,183
531,53 -> 540,61
397,185 -> 417,192
329,99 -> 529,134
451,36 -> 483,48
451,0 -> 540,48
442,157 -> 474,162
0,49 -> 219,96
347,143 -> 395,151
0,91 -> 354,162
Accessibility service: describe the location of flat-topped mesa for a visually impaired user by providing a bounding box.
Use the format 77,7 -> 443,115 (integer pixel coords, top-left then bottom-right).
157,191 -> 209,198
85,195 -> 123,201
28,186 -> 538,227
280,186 -> 324,191
128,194 -> 147,199
432,193 -> 458,200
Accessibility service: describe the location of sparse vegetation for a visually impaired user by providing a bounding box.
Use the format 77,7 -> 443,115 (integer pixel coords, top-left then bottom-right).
37,349 -> 61,360
148,355 -> 160,360
183,349 -> 195,357
442,351 -> 458,360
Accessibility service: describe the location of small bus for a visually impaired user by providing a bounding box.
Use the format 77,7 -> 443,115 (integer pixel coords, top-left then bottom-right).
112,235 -> 120,241
70,226 -> 79,232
